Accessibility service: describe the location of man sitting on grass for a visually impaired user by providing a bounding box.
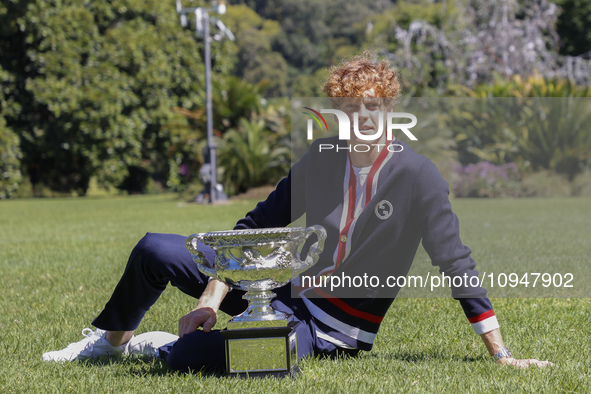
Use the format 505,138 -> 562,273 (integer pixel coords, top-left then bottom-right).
42,53 -> 553,370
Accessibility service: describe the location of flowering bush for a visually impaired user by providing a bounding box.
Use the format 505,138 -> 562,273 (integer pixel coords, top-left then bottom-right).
453,162 -> 522,198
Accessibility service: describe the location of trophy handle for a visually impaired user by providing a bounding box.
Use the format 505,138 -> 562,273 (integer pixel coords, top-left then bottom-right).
186,234 -> 218,278
305,225 -> 327,264
293,225 -> 326,272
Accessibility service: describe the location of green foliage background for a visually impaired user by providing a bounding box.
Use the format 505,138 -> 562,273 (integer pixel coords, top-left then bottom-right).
0,0 -> 590,198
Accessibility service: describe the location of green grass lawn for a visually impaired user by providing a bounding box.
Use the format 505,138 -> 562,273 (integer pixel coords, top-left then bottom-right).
0,195 -> 589,393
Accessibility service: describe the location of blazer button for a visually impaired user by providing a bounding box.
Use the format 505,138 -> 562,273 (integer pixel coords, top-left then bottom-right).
340,235 -> 348,243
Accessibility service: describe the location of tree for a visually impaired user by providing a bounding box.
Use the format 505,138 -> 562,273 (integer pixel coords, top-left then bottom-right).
222,5 -> 288,97
229,0 -> 390,95
0,61 -> 22,199
0,0 -> 237,195
0,116 -> 22,199
367,0 -> 591,94
554,0 -> 591,56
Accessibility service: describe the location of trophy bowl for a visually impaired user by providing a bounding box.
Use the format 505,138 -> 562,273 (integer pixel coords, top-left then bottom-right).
186,225 -> 326,327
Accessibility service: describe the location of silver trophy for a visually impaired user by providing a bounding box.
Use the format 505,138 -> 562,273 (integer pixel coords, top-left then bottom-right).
186,225 -> 326,377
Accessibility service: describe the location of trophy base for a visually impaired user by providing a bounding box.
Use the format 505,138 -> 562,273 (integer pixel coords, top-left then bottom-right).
227,315 -> 289,330
221,321 -> 299,378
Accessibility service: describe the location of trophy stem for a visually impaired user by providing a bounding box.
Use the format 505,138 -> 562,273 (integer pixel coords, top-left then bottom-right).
227,289 -> 288,329
242,289 -> 277,319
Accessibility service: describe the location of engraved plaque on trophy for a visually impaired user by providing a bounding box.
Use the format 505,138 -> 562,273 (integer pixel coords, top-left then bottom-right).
186,225 -> 326,378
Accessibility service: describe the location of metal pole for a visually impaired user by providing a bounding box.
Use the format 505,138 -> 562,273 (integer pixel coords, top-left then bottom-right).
178,2 -> 231,204
202,11 -> 217,204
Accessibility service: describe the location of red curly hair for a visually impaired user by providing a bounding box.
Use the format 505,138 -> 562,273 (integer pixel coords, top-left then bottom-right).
322,52 -> 401,108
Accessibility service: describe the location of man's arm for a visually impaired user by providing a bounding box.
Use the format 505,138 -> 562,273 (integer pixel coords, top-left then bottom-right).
412,159 -> 554,368
178,279 -> 230,337
480,327 -> 554,368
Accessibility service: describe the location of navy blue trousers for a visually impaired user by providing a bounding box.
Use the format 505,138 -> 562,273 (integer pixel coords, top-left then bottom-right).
92,233 -> 345,372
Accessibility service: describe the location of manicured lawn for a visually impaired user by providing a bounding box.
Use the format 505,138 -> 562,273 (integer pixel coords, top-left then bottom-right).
0,195 -> 589,392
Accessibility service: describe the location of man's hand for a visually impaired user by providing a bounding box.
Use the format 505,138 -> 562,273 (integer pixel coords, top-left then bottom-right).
497,357 -> 555,368
178,307 -> 217,337
178,279 -> 230,338
480,328 -> 555,368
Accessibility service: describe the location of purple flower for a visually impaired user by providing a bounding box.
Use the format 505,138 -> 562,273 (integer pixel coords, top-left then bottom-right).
453,161 -> 522,197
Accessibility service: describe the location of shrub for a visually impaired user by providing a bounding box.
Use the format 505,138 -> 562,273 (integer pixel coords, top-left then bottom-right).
452,76 -> 591,180
521,170 -> 572,197
572,171 -> 591,197
177,180 -> 205,203
218,117 -> 290,195
453,162 -> 522,198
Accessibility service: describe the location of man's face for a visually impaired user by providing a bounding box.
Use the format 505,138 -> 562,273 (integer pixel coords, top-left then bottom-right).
338,89 -> 386,145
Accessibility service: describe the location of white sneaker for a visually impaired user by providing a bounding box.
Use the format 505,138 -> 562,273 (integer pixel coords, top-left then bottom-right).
42,328 -> 128,362
125,331 -> 179,358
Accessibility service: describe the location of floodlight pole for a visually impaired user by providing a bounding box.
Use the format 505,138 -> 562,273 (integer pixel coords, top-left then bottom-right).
177,1 -> 231,204
202,11 -> 217,204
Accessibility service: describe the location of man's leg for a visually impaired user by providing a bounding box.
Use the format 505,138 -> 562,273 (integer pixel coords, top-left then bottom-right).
106,331 -> 134,347
160,329 -> 226,371
92,232 -> 247,334
43,232 -> 247,362
92,232 -> 207,333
